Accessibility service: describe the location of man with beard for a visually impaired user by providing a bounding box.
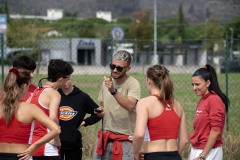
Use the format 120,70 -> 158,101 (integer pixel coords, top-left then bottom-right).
93,50 -> 141,160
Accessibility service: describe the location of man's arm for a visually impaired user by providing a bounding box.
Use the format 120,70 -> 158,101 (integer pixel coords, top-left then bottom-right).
80,94 -> 103,127
104,77 -> 140,112
112,94 -> 138,112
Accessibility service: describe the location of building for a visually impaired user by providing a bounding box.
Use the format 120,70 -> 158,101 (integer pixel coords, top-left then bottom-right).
96,11 -> 112,22
47,9 -> 63,20
10,8 -> 63,21
39,38 -> 102,66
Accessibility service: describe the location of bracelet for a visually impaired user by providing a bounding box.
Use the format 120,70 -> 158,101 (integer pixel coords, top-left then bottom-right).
199,154 -> 205,160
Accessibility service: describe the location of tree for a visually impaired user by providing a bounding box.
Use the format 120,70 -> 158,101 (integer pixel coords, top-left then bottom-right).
115,17 -> 132,39
7,18 -> 40,48
129,9 -> 153,50
192,18 -> 225,64
0,0 -> 8,14
6,18 -> 43,68
178,3 -> 186,43
224,16 -> 240,52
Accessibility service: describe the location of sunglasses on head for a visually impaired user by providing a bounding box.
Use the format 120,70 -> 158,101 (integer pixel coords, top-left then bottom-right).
109,63 -> 128,72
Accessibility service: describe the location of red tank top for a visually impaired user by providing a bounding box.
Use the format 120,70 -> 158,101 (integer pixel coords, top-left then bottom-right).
30,87 -> 50,139
147,101 -> 181,141
21,84 -> 37,102
30,87 -> 60,156
0,115 -> 34,144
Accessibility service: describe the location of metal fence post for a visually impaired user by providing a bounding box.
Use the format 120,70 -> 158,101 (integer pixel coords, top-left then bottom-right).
0,33 -> 4,82
225,33 -> 229,131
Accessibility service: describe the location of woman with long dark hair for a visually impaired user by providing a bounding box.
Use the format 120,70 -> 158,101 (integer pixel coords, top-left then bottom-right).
189,64 -> 230,160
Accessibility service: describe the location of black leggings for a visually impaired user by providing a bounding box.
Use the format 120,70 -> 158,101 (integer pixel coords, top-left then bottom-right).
0,153 -> 20,160
144,151 -> 182,160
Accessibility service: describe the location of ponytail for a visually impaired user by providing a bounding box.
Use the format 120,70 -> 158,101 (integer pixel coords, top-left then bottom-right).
2,68 -> 31,124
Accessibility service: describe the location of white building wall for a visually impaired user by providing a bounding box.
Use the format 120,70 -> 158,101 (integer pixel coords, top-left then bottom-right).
96,11 -> 112,22
47,9 -> 63,20
10,9 -> 63,21
199,50 -> 207,66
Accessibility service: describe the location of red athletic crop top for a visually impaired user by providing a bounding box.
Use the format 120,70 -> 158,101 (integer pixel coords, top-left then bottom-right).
147,101 -> 181,141
0,115 -> 34,144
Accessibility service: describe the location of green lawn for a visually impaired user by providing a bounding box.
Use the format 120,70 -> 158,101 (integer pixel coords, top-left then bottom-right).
15,72 -> 240,159
33,73 -> 239,133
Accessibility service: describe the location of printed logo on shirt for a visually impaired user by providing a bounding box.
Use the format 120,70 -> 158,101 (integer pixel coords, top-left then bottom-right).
165,104 -> 172,110
60,106 -> 78,121
196,110 -> 202,115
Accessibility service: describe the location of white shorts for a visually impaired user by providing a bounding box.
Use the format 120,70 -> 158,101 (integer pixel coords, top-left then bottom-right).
188,146 -> 223,160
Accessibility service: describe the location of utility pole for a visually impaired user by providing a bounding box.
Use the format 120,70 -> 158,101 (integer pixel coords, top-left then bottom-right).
151,0 -> 159,65
204,0 -> 209,64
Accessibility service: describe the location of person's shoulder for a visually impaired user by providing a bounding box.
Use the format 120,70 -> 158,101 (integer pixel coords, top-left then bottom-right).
173,99 -> 181,107
207,93 -> 224,107
45,87 -> 58,93
44,88 -> 61,98
19,101 -> 39,112
137,96 -> 157,111
128,76 -> 139,81
208,93 -> 222,102
127,76 -> 140,85
138,96 -> 155,104
171,99 -> 184,117
78,90 -> 90,98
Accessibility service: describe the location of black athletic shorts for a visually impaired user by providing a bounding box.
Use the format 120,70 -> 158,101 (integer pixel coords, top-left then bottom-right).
144,151 -> 182,160
0,153 -> 20,160
32,156 -> 61,160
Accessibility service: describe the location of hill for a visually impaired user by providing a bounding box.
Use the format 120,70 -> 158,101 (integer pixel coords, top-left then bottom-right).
6,0 -> 240,24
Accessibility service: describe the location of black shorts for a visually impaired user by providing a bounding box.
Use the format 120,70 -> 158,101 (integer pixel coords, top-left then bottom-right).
32,156 -> 60,160
0,153 -> 19,160
144,151 -> 182,160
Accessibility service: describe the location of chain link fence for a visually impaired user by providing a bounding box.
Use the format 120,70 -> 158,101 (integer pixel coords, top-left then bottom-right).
1,37 -> 240,159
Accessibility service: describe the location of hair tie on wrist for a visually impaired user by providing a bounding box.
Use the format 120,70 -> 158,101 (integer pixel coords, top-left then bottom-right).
9,68 -> 20,77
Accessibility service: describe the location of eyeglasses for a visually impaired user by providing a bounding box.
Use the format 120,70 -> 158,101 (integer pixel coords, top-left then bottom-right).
109,64 -> 128,72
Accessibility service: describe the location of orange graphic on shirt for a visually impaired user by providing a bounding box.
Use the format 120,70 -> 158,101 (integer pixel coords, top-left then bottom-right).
60,106 -> 78,121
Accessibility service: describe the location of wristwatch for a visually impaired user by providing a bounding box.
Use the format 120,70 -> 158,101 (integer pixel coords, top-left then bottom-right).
198,154 -> 205,160
111,88 -> 118,95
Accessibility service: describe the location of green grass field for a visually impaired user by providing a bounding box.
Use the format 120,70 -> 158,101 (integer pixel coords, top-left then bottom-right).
22,72 -> 240,159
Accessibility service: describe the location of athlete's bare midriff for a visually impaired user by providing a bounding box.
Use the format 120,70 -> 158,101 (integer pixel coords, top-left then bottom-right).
143,139 -> 178,153
0,142 -> 29,153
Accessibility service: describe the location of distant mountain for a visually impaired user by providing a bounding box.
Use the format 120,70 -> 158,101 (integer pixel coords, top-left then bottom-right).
6,0 -> 240,24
